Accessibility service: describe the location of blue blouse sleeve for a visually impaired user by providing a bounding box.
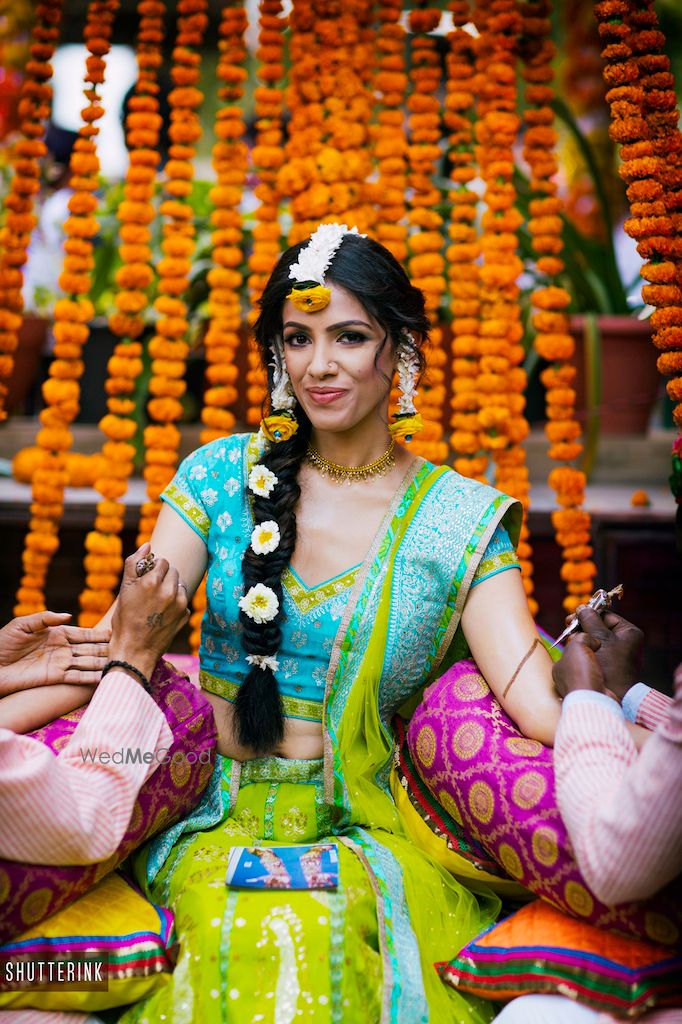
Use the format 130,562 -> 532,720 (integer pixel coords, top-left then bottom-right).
161,435 -> 245,543
470,523 -> 520,587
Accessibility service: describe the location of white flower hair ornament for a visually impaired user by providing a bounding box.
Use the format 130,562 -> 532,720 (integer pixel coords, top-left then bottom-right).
239,583 -> 279,623
250,520 -> 280,555
248,464 -> 278,497
286,223 -> 366,313
246,653 -> 280,672
389,331 -> 424,442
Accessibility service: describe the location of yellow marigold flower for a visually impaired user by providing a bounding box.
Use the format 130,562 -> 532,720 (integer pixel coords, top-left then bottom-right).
260,413 -> 299,443
286,284 -> 331,313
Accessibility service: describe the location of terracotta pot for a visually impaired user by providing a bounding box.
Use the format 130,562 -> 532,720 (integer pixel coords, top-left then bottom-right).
569,315 -> 660,435
5,315 -> 48,414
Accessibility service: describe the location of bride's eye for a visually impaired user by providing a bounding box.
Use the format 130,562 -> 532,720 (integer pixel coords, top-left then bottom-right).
283,332 -> 310,347
338,331 -> 367,345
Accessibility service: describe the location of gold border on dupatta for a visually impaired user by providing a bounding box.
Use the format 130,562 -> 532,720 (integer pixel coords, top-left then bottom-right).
427,495 -> 522,682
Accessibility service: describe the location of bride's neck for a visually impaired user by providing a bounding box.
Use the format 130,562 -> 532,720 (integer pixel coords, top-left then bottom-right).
309,425 -> 392,468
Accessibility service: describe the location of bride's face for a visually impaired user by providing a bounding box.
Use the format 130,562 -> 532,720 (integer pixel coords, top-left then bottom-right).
281,284 -> 395,436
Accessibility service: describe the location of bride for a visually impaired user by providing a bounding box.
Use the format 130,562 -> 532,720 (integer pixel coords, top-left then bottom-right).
114,224 -> 562,1023
8,225 -> 563,1022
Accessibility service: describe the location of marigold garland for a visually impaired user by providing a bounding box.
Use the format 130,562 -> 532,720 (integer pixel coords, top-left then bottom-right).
245,0 -> 287,428
372,0 -> 408,263
473,0 -> 536,615
373,1 -> 411,437
76,0 -> 165,626
184,1 -> 247,652
0,0 -> 63,422
201,0 -> 245,446
136,0 -> 208,547
520,0 -> 594,615
15,0 -> 118,616
404,6 -> 448,465
445,4 -> 487,483
278,0 -> 374,245
594,0 -> 682,457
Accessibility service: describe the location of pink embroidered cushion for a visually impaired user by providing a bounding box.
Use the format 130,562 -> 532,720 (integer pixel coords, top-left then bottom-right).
408,659 -> 682,947
0,660 -> 216,944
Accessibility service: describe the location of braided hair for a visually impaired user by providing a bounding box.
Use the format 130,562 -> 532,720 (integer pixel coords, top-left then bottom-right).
234,233 -> 430,753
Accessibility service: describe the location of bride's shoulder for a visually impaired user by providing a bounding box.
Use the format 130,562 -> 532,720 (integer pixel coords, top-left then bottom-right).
184,432 -> 255,468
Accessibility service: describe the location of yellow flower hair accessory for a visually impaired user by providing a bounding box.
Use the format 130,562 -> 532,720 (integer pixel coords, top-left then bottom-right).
390,413 -> 424,442
260,411 -> 299,443
286,283 -> 332,312
287,223 -> 366,314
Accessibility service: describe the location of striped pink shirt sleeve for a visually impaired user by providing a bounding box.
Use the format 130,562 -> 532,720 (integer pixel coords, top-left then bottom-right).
637,688 -> 673,731
555,682 -> 682,905
0,671 -> 173,865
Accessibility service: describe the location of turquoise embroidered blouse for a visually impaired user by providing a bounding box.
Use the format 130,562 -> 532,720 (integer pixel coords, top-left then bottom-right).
161,434 -> 519,722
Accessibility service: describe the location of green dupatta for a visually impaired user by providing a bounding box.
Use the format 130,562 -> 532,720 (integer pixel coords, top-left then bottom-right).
320,457 -> 521,833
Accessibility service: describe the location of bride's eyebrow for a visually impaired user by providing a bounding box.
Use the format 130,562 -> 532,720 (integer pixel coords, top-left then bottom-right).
282,319 -> 372,331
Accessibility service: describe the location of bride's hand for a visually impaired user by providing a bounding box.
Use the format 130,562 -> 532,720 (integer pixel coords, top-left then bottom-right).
0,611 -> 110,696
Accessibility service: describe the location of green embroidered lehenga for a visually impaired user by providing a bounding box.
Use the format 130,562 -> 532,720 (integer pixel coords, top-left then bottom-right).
119,434 -> 522,1024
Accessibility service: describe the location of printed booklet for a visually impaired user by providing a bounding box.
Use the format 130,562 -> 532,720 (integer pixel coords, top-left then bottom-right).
225,843 -> 339,890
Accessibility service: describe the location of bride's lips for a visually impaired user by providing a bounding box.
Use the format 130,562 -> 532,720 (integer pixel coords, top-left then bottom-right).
307,388 -> 348,405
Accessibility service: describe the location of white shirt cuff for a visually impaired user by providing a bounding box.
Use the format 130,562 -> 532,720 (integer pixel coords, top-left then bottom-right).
562,690 -> 625,718
622,681 -> 651,723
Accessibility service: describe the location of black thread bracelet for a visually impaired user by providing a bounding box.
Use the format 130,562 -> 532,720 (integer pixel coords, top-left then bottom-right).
102,659 -> 151,692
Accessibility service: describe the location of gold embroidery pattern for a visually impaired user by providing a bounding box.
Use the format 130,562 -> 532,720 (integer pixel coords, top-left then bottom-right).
280,806 -> 308,838
283,566 -> 360,614
163,483 -> 211,539
200,669 -> 324,722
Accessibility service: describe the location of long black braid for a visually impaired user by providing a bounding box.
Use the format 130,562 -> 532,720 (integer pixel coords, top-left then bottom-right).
235,418 -> 310,751
234,232 -> 430,753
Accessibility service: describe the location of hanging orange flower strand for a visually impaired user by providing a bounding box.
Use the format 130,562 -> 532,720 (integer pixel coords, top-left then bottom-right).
78,0 -> 166,626
15,0 -> 118,615
445,5 -> 487,484
473,0 -> 536,615
520,0 -> 595,614
200,0 -> 245,446
137,0 -> 209,545
0,0 -> 63,422
245,0 -> 288,429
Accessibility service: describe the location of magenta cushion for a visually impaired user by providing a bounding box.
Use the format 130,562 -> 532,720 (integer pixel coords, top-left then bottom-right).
0,659 -> 216,944
408,659 -> 682,947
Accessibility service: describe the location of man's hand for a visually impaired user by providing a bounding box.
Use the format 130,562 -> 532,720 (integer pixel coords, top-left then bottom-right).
109,543 -> 190,681
0,612 -> 110,696
570,607 -> 643,702
553,633 -> 606,698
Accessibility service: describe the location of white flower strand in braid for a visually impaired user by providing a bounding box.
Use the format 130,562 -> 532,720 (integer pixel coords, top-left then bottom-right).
286,222 -> 366,313
246,653 -> 280,672
269,337 -> 296,411
390,331 -> 424,441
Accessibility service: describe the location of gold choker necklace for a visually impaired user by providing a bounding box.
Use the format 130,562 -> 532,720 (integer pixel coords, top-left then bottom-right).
306,439 -> 396,484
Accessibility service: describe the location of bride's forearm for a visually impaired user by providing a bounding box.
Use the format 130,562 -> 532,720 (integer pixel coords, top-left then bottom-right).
0,684 -> 95,733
